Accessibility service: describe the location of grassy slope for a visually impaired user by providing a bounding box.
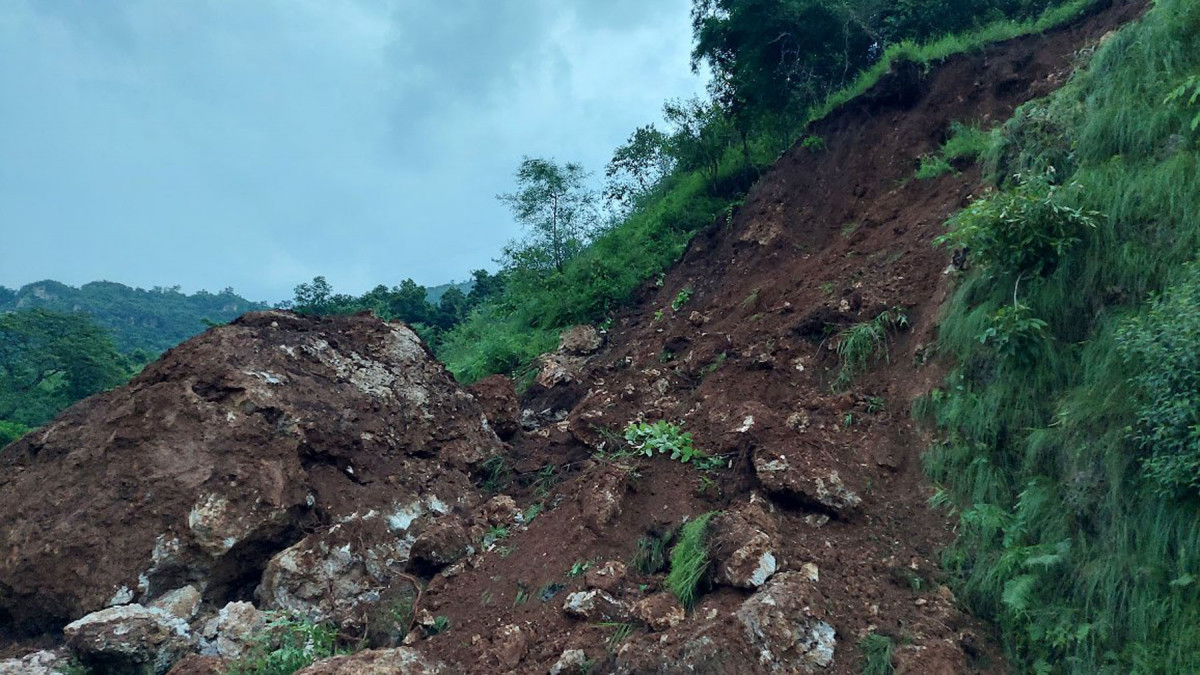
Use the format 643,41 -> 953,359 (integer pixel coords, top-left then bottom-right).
437,0 -> 1113,385
924,0 -> 1200,670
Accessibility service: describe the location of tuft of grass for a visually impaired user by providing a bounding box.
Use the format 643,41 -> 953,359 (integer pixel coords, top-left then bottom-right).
666,512 -> 717,608
833,308 -> 909,390
859,633 -> 895,675
631,533 -> 671,575
915,154 -> 955,180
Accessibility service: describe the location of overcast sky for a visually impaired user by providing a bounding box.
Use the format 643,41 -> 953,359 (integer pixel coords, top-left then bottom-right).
0,0 -> 704,303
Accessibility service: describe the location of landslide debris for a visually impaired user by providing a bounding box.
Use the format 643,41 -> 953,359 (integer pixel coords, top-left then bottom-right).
0,311 -> 502,663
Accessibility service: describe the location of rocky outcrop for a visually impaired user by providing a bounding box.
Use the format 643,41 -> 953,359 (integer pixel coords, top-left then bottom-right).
0,312 -> 502,637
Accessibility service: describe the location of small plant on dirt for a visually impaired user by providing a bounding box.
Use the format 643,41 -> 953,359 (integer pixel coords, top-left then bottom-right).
483,525 -> 509,548
624,420 -> 716,467
513,584 -> 530,606
632,533 -> 671,575
653,309 -> 665,322
531,464 -> 560,499
672,287 -> 694,311
859,632 -> 896,675
833,308 -> 909,390
666,512 -> 717,608
742,288 -> 761,307
843,412 -> 855,428
477,455 -> 513,494
915,153 -> 955,179
598,622 -> 636,652
866,396 -> 886,414
696,474 -> 721,499
801,134 -> 826,151
226,613 -> 341,675
523,501 -> 545,523
425,616 -> 450,636
701,352 -> 728,378
568,559 -> 594,577
820,281 -> 835,295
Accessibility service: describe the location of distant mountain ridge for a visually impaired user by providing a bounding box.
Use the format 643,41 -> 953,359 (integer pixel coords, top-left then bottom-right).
0,280 -> 268,355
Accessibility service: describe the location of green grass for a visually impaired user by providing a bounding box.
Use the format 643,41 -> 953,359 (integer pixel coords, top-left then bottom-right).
665,512 -> 716,608
631,533 -> 671,575
833,308 -> 909,391
925,0 -> 1200,670
859,633 -> 896,675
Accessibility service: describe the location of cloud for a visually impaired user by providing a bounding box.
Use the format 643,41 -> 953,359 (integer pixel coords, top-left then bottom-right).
0,0 -> 703,302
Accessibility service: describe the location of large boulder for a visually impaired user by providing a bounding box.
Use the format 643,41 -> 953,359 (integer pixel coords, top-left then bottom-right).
735,572 -> 837,671
0,312 -> 502,637
63,604 -> 194,674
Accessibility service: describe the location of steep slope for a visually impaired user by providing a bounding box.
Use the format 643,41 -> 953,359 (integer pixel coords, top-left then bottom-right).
405,2 -> 1146,672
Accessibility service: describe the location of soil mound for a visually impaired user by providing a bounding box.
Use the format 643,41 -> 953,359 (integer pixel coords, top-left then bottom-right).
0,311 -> 502,640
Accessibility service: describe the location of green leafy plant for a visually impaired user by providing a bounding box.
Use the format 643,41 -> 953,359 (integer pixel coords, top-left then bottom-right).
672,287 -> 694,311
666,513 -> 716,608
859,632 -> 896,675
226,613 -> 341,675
978,302 -> 1049,365
915,153 -> 955,179
477,455 -> 513,493
936,172 -> 1099,277
425,616 -> 450,636
624,420 -> 701,464
833,308 -> 909,390
1117,263 -> 1200,496
1164,74 -> 1200,133
598,622 -> 636,652
568,559 -> 594,577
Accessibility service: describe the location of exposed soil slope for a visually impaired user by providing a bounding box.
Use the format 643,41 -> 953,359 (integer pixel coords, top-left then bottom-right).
409,2 -> 1145,672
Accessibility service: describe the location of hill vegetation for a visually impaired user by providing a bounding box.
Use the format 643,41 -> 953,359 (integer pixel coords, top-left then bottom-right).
0,280 -> 266,356
922,0 -> 1200,669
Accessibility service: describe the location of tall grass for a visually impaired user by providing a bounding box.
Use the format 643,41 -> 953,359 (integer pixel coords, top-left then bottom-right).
926,0 -> 1200,670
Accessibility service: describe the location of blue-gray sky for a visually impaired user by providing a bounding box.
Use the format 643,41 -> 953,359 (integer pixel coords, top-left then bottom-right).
0,0 -> 704,302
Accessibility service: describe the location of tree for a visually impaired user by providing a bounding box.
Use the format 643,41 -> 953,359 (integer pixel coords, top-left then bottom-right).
605,125 -> 675,212
498,158 -> 598,274
466,269 -> 504,306
690,0 -> 868,129
290,276 -> 334,315
0,309 -> 130,427
662,97 -> 737,183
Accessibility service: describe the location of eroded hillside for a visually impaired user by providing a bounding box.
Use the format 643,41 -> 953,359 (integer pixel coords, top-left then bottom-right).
0,2 -> 1147,673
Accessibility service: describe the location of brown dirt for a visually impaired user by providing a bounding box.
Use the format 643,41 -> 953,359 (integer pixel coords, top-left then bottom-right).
409,2 -> 1146,672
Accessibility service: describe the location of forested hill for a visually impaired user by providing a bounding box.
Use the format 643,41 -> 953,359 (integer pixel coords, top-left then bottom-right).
0,280 -> 267,355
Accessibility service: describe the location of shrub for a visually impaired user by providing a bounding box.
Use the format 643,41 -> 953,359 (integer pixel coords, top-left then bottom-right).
936,172 -> 1099,277
1117,263 -> 1200,496
666,513 -> 716,608
0,420 -> 29,449
978,302 -> 1050,366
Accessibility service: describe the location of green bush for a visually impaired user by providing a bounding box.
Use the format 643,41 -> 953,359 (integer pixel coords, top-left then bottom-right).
937,172 -> 1098,277
666,513 -> 716,608
1117,263 -> 1200,497
0,420 -> 29,449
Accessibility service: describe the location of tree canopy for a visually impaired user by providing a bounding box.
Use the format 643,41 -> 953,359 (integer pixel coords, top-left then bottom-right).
498,157 -> 598,275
